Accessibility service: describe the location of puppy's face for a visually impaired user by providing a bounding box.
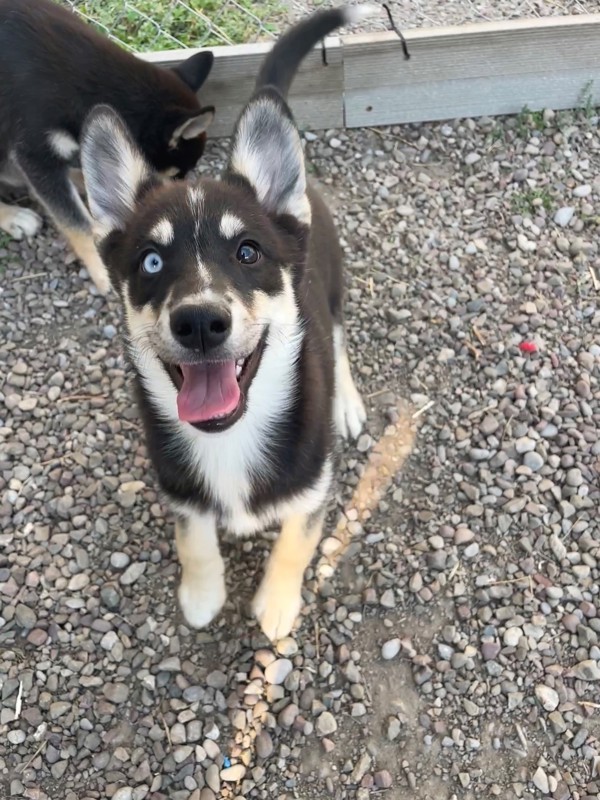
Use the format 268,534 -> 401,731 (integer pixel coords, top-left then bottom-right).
81,95 -> 310,432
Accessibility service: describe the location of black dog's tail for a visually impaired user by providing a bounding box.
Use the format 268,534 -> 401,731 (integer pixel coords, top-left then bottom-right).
255,4 -> 377,100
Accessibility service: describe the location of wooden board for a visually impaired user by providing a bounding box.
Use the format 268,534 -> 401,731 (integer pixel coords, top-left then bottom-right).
141,14 -> 600,137
143,36 -> 343,138
342,15 -> 600,128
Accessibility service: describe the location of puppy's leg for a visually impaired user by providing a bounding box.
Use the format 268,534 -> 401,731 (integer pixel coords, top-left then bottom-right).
253,511 -> 324,642
332,324 -> 366,440
15,148 -> 110,294
61,226 -> 111,295
175,510 -> 227,629
0,200 -> 43,240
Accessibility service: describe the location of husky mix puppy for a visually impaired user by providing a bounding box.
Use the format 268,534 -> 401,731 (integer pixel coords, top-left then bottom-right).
0,0 -> 214,293
79,5 -> 374,641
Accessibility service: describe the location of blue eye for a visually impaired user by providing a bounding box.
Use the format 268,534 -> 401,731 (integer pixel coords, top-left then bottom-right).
141,251 -> 163,275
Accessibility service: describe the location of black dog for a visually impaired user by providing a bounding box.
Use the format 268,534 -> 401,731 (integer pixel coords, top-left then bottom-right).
0,0 -> 214,293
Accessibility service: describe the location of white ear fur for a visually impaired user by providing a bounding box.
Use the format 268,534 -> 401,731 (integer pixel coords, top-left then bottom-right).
80,105 -> 151,234
170,108 -> 215,147
229,96 -> 310,225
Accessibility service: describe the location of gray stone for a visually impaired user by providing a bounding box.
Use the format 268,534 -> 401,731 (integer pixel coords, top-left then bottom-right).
316,711 -> 338,737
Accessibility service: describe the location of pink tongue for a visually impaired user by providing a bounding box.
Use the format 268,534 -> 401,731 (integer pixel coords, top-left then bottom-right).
176,361 -> 240,424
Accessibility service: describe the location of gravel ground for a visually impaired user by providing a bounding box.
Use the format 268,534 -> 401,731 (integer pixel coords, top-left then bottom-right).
1,104 -> 600,800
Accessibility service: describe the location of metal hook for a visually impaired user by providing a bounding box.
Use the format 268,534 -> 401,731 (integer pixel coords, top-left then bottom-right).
382,3 -> 411,60
321,37 -> 328,67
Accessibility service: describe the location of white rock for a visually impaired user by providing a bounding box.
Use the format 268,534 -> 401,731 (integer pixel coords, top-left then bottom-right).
276,637 -> 298,657
381,639 -> 401,660
112,789 -> 133,800
535,684 -> 559,711
316,711 -> 338,736
573,184 -> 591,197
503,626 -> 522,647
264,658 -> 293,685
549,534 -> 567,561
110,552 -> 130,569
437,347 -> 455,363
100,631 -> 118,651
119,480 -> 145,493
515,436 -> 536,454
554,206 -> 575,227
570,660 -> 600,681
321,537 -> 343,556
532,767 -> 549,793
220,764 -> 246,782
119,562 -> 146,586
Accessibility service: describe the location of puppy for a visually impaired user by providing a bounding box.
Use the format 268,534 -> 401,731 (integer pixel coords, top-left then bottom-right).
79,5 -> 373,641
0,0 -> 214,293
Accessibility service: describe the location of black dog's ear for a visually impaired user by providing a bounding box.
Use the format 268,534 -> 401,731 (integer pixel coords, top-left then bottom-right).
169,106 -> 215,147
80,104 -> 153,234
173,50 -> 214,92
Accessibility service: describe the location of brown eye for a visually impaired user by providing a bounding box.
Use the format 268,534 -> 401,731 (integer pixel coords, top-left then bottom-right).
236,241 -> 260,265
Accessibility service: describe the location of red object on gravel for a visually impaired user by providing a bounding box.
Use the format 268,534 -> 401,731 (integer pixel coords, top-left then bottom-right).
519,341 -> 538,353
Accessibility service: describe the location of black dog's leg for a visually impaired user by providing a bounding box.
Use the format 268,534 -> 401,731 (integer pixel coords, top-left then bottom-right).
16,146 -> 110,294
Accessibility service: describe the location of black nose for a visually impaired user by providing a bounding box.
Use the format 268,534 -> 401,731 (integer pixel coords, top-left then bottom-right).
170,305 -> 232,353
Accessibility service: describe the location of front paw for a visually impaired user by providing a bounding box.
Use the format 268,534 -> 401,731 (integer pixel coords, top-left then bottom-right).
252,572 -> 302,642
4,208 -> 43,240
178,571 -> 226,629
90,267 -> 111,296
334,380 -> 366,441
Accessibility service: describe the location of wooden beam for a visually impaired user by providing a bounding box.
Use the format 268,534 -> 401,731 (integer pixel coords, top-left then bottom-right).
140,15 -> 600,137
342,15 -> 600,128
143,36 -> 343,138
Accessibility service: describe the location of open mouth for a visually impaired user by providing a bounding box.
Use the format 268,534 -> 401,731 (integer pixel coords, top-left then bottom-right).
164,329 -> 268,432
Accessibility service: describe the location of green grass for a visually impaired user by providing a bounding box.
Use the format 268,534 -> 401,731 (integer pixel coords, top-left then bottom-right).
486,126 -> 506,146
512,80 -> 596,140
511,188 -> 553,216
577,79 -> 596,120
514,106 -> 546,137
65,0 -> 283,51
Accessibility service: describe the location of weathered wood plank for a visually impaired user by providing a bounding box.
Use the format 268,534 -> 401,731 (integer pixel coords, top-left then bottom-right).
345,69 -> 600,128
343,15 -> 600,127
143,36 -> 343,138
140,15 -> 600,136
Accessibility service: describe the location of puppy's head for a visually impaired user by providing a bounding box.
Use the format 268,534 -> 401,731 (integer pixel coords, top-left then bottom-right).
150,51 -> 215,177
80,95 -> 310,432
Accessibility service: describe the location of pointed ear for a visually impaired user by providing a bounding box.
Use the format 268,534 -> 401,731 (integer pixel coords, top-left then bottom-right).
170,107 -> 215,146
80,105 -> 152,234
228,92 -> 310,225
173,51 -> 214,92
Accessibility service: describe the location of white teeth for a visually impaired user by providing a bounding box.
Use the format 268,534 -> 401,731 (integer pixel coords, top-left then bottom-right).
235,359 -> 244,378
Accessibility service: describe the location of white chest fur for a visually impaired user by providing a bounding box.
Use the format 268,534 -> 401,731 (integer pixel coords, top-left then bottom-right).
128,275 -> 329,534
